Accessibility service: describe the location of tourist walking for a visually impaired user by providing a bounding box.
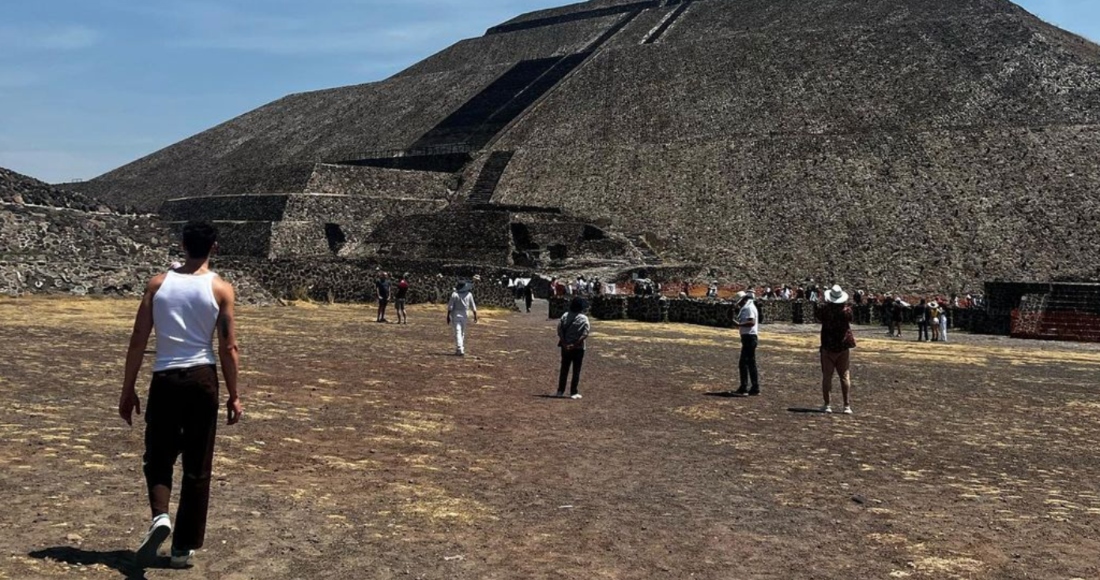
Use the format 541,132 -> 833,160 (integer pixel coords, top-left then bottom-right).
375,272 -> 391,323
523,282 -> 534,313
446,280 -> 478,356
815,285 -> 855,414
395,273 -> 409,324
732,290 -> 760,395
938,304 -> 949,342
916,298 -> 930,341
118,222 -> 242,569
555,297 -> 590,399
929,300 -> 941,341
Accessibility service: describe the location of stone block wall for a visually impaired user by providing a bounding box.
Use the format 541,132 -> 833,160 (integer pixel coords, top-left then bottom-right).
210,221 -> 276,258
0,202 -> 173,297
163,194 -> 450,259
365,210 -> 514,265
161,194 -> 290,222
305,164 -> 453,199
217,257 -> 522,309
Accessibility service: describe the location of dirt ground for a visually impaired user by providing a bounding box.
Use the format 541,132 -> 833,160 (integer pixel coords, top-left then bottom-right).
1,296 -> 1099,580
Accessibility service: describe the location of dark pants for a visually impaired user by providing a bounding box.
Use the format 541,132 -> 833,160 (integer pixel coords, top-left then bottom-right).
143,365 -> 219,551
558,348 -> 585,395
525,295 -> 533,312
917,321 -> 929,341
739,334 -> 759,391
377,298 -> 389,321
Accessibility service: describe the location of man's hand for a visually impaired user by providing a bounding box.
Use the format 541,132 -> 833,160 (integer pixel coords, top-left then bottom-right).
227,396 -> 243,425
119,389 -> 141,426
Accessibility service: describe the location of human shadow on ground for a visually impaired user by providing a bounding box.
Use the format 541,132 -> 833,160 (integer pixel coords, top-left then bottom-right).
533,394 -> 577,399
787,407 -> 828,413
703,391 -> 750,398
28,546 -> 160,580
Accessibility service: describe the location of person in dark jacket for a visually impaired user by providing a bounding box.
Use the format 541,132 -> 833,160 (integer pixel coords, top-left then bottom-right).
555,297 -> 590,399
523,283 -> 534,313
916,298 -> 930,341
375,272 -> 391,323
816,285 -> 855,414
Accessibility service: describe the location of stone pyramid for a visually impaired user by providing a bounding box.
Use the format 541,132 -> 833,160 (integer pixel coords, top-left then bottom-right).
72,0 -> 1100,292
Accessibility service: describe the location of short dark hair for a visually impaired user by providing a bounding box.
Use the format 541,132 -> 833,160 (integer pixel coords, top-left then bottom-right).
181,221 -> 218,259
569,297 -> 586,313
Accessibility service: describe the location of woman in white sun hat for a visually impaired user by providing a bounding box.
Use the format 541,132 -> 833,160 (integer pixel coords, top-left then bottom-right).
814,285 -> 856,414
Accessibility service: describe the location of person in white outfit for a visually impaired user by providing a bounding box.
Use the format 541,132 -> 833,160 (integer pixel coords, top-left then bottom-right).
446,280 -> 478,355
939,307 -> 949,342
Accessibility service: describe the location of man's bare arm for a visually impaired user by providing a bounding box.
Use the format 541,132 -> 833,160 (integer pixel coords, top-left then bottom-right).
119,275 -> 163,425
215,277 -> 242,425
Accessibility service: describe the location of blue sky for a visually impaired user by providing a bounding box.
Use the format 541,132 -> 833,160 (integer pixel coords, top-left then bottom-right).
0,0 -> 1096,183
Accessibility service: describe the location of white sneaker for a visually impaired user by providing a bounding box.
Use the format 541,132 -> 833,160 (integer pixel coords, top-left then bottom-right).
170,548 -> 195,569
135,514 -> 171,567
570,393 -> 582,400
842,406 -> 853,415
820,405 -> 833,414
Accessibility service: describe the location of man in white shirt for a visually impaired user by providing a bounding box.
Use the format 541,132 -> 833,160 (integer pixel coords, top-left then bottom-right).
732,290 -> 760,395
446,280 -> 478,356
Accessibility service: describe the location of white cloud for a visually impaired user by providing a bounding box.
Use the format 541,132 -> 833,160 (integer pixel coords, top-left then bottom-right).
0,24 -> 102,51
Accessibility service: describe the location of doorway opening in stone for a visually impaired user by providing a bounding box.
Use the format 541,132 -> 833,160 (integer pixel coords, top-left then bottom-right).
324,223 -> 347,255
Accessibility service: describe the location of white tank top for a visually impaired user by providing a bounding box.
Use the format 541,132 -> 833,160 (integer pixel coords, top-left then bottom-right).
152,271 -> 220,372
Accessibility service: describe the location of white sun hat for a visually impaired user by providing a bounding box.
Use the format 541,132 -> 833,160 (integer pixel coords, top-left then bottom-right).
825,284 -> 849,304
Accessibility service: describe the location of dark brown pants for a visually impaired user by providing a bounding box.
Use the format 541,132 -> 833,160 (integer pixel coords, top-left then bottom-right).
143,364 -> 219,551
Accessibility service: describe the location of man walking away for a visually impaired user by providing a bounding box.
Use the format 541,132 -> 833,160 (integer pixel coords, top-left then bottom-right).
523,282 -> 534,313
732,290 -> 761,395
816,285 -> 855,414
395,273 -> 409,324
118,221 -> 242,569
376,272 -> 391,323
555,297 -> 590,399
447,280 -> 478,356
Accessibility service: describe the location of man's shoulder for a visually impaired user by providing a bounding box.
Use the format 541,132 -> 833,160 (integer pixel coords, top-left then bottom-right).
211,274 -> 236,300
144,272 -> 169,293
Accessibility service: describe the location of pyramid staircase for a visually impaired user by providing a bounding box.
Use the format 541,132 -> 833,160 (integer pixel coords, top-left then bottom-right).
467,151 -> 516,204
630,235 -> 664,265
644,0 -> 695,44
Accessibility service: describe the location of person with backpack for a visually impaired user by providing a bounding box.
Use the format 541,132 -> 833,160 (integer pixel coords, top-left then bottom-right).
815,285 -> 856,414
555,297 -> 590,399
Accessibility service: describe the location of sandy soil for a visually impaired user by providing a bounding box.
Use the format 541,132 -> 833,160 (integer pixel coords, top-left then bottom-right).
1,296 -> 1099,580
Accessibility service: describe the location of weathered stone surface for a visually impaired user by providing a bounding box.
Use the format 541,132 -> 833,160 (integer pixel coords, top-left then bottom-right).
0,198 -> 171,298
218,257 -> 522,308
56,0 -> 1100,296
